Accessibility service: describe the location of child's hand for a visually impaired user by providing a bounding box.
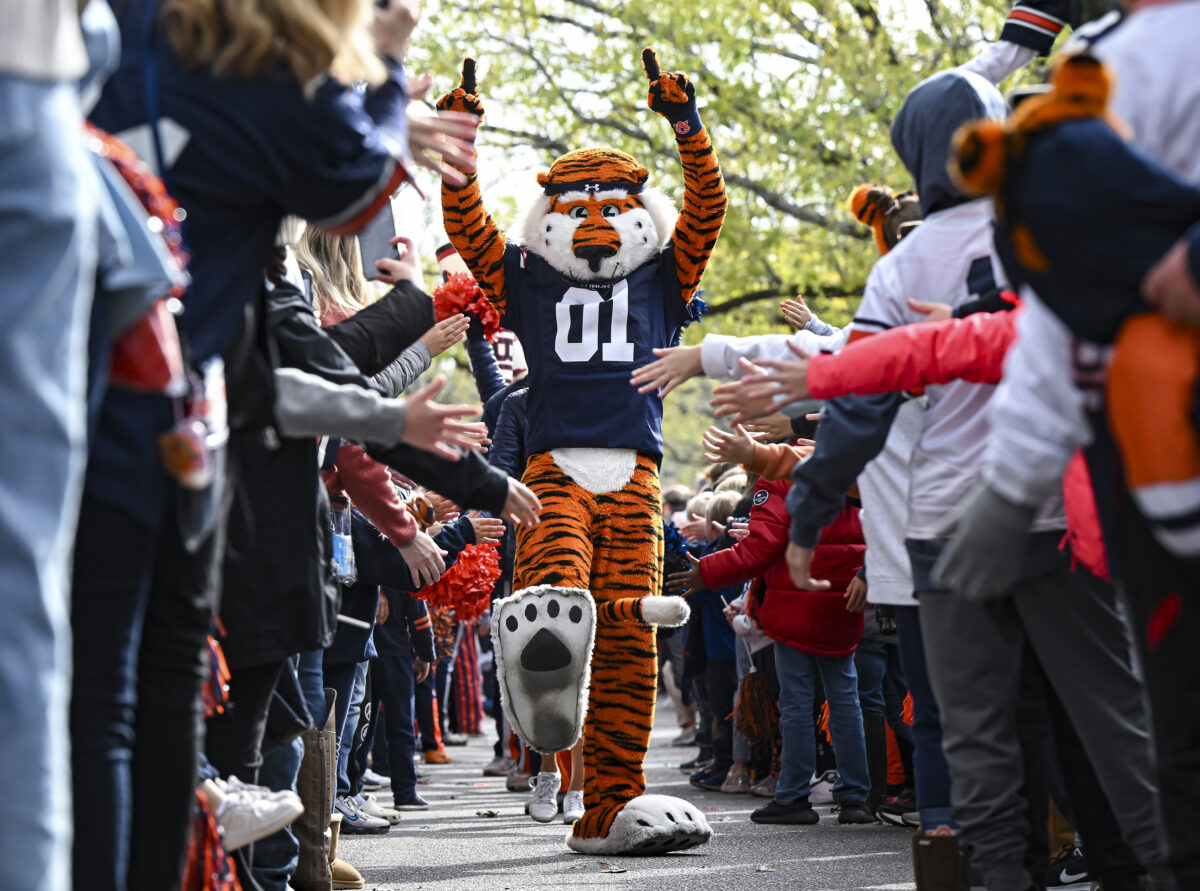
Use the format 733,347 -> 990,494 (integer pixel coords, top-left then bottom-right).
781,296 -> 812,331
665,553 -> 703,594
702,424 -> 758,466
907,298 -> 953,322
630,344 -> 703,396
677,512 -> 708,542
744,412 -> 794,442
420,314 -> 471,358
728,519 -> 750,541
467,510 -> 505,545
722,600 -> 740,625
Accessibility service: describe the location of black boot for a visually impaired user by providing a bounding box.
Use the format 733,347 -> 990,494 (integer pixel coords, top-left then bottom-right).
912,832 -> 971,891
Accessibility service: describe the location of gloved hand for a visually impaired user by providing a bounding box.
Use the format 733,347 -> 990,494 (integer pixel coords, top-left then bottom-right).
642,48 -> 702,136
931,483 -> 1038,602
436,57 -> 485,118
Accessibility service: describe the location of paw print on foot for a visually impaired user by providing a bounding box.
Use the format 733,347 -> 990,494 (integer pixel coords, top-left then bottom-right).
492,585 -> 596,754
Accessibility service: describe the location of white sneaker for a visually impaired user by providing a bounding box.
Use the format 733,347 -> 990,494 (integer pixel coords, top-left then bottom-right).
527,772 -> 561,823
362,769 -> 391,791
809,769 -> 837,806
217,788 -> 304,851
561,790 -> 585,824
334,795 -> 390,835
220,775 -> 296,804
357,792 -> 402,825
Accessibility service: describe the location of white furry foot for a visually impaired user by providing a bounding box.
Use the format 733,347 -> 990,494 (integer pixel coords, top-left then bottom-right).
492,586 -> 596,754
640,595 -> 690,628
566,795 -> 711,856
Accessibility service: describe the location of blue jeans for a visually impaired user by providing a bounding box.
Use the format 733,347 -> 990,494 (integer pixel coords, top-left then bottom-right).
773,644 -> 870,804
0,75 -> 96,891
895,604 -> 955,831
337,661 -> 368,799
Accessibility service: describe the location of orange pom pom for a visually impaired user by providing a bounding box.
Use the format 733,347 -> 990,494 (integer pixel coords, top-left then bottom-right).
416,543 -> 501,623
432,272 -> 500,340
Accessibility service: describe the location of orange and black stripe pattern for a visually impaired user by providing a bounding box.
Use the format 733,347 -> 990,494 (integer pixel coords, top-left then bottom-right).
673,120 -> 726,302
515,452 -> 665,841
439,170 -> 509,316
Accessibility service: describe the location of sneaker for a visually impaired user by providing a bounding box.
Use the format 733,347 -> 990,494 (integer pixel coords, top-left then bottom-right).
835,800 -> 877,824
528,772 -> 561,823
877,790 -> 920,827
334,795 -> 390,835
216,787 -> 304,851
679,755 -> 714,774
562,790 -> 585,824
750,773 -> 778,798
720,766 -> 751,794
357,793 -> 401,825
1045,844 -> 1090,888
393,792 -> 430,811
331,857 -> 365,890
809,769 -> 837,805
505,768 -> 533,792
671,723 -> 697,747
750,798 -> 819,825
690,766 -> 729,792
361,769 -> 391,791
443,731 -> 469,747
219,775 -> 297,804
424,748 -> 452,764
483,756 -> 517,777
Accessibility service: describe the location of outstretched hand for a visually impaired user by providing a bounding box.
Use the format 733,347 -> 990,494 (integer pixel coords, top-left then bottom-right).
665,552 -> 703,594
399,377 -> 487,460
630,344 -> 703,396
710,343 -> 814,424
702,424 -> 759,466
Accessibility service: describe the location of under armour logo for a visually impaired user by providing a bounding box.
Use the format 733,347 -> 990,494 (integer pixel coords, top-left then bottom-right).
582,183 -> 602,193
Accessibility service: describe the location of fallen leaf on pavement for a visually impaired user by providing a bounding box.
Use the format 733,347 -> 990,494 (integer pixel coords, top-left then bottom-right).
597,861 -> 628,874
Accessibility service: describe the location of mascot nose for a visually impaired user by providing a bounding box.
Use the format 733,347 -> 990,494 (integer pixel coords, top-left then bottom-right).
574,243 -> 617,272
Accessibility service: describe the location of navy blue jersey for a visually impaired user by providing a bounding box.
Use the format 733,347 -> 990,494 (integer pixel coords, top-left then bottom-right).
501,243 -> 689,456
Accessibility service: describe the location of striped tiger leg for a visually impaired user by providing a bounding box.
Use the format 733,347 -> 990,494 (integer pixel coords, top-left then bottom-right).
571,456 -> 662,841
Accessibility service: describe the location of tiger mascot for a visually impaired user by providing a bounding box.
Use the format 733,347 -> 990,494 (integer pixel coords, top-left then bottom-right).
437,48 -> 726,855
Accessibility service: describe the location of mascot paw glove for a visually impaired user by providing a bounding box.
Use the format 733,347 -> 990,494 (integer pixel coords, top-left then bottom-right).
436,57 -> 486,118
642,47 -> 702,137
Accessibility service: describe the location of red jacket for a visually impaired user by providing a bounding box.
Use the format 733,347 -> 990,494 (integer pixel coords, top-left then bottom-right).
806,307 -> 1109,581
699,478 -> 865,657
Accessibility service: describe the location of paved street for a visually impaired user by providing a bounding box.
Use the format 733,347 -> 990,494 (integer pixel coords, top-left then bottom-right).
340,702 -> 915,891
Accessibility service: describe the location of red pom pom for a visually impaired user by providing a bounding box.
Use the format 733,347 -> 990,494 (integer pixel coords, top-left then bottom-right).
432,273 -> 501,341
416,543 -> 501,622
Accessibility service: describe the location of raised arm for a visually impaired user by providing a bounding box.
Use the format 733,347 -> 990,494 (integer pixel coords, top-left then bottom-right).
436,59 -> 509,315
642,48 -> 727,302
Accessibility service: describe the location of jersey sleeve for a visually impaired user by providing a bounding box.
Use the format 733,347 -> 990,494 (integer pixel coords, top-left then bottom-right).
850,255 -> 909,338
274,71 -> 412,235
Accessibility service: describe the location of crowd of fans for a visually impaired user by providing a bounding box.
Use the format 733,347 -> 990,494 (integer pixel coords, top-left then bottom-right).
2,0 -> 1198,890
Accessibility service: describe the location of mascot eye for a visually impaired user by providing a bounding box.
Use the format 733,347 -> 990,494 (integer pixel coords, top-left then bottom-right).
600,204 -> 619,218
568,206 -> 589,220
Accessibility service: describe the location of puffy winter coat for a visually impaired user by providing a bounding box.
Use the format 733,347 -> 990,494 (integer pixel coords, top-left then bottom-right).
699,477 -> 865,657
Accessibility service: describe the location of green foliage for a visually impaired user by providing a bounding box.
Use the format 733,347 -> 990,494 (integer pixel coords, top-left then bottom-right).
409,0 -> 1041,484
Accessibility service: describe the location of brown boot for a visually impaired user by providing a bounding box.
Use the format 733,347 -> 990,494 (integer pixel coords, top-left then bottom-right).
425,748 -> 452,765
912,831 -> 971,891
328,814 -> 364,890
292,688 -> 337,891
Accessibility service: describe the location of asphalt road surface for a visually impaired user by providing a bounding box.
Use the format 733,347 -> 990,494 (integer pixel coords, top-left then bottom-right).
340,701 -> 915,891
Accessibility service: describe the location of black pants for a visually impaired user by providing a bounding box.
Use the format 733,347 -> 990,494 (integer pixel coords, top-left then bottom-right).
705,658 -> 738,771
373,625 -> 419,799
71,492 -> 221,891
206,660 -> 287,782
